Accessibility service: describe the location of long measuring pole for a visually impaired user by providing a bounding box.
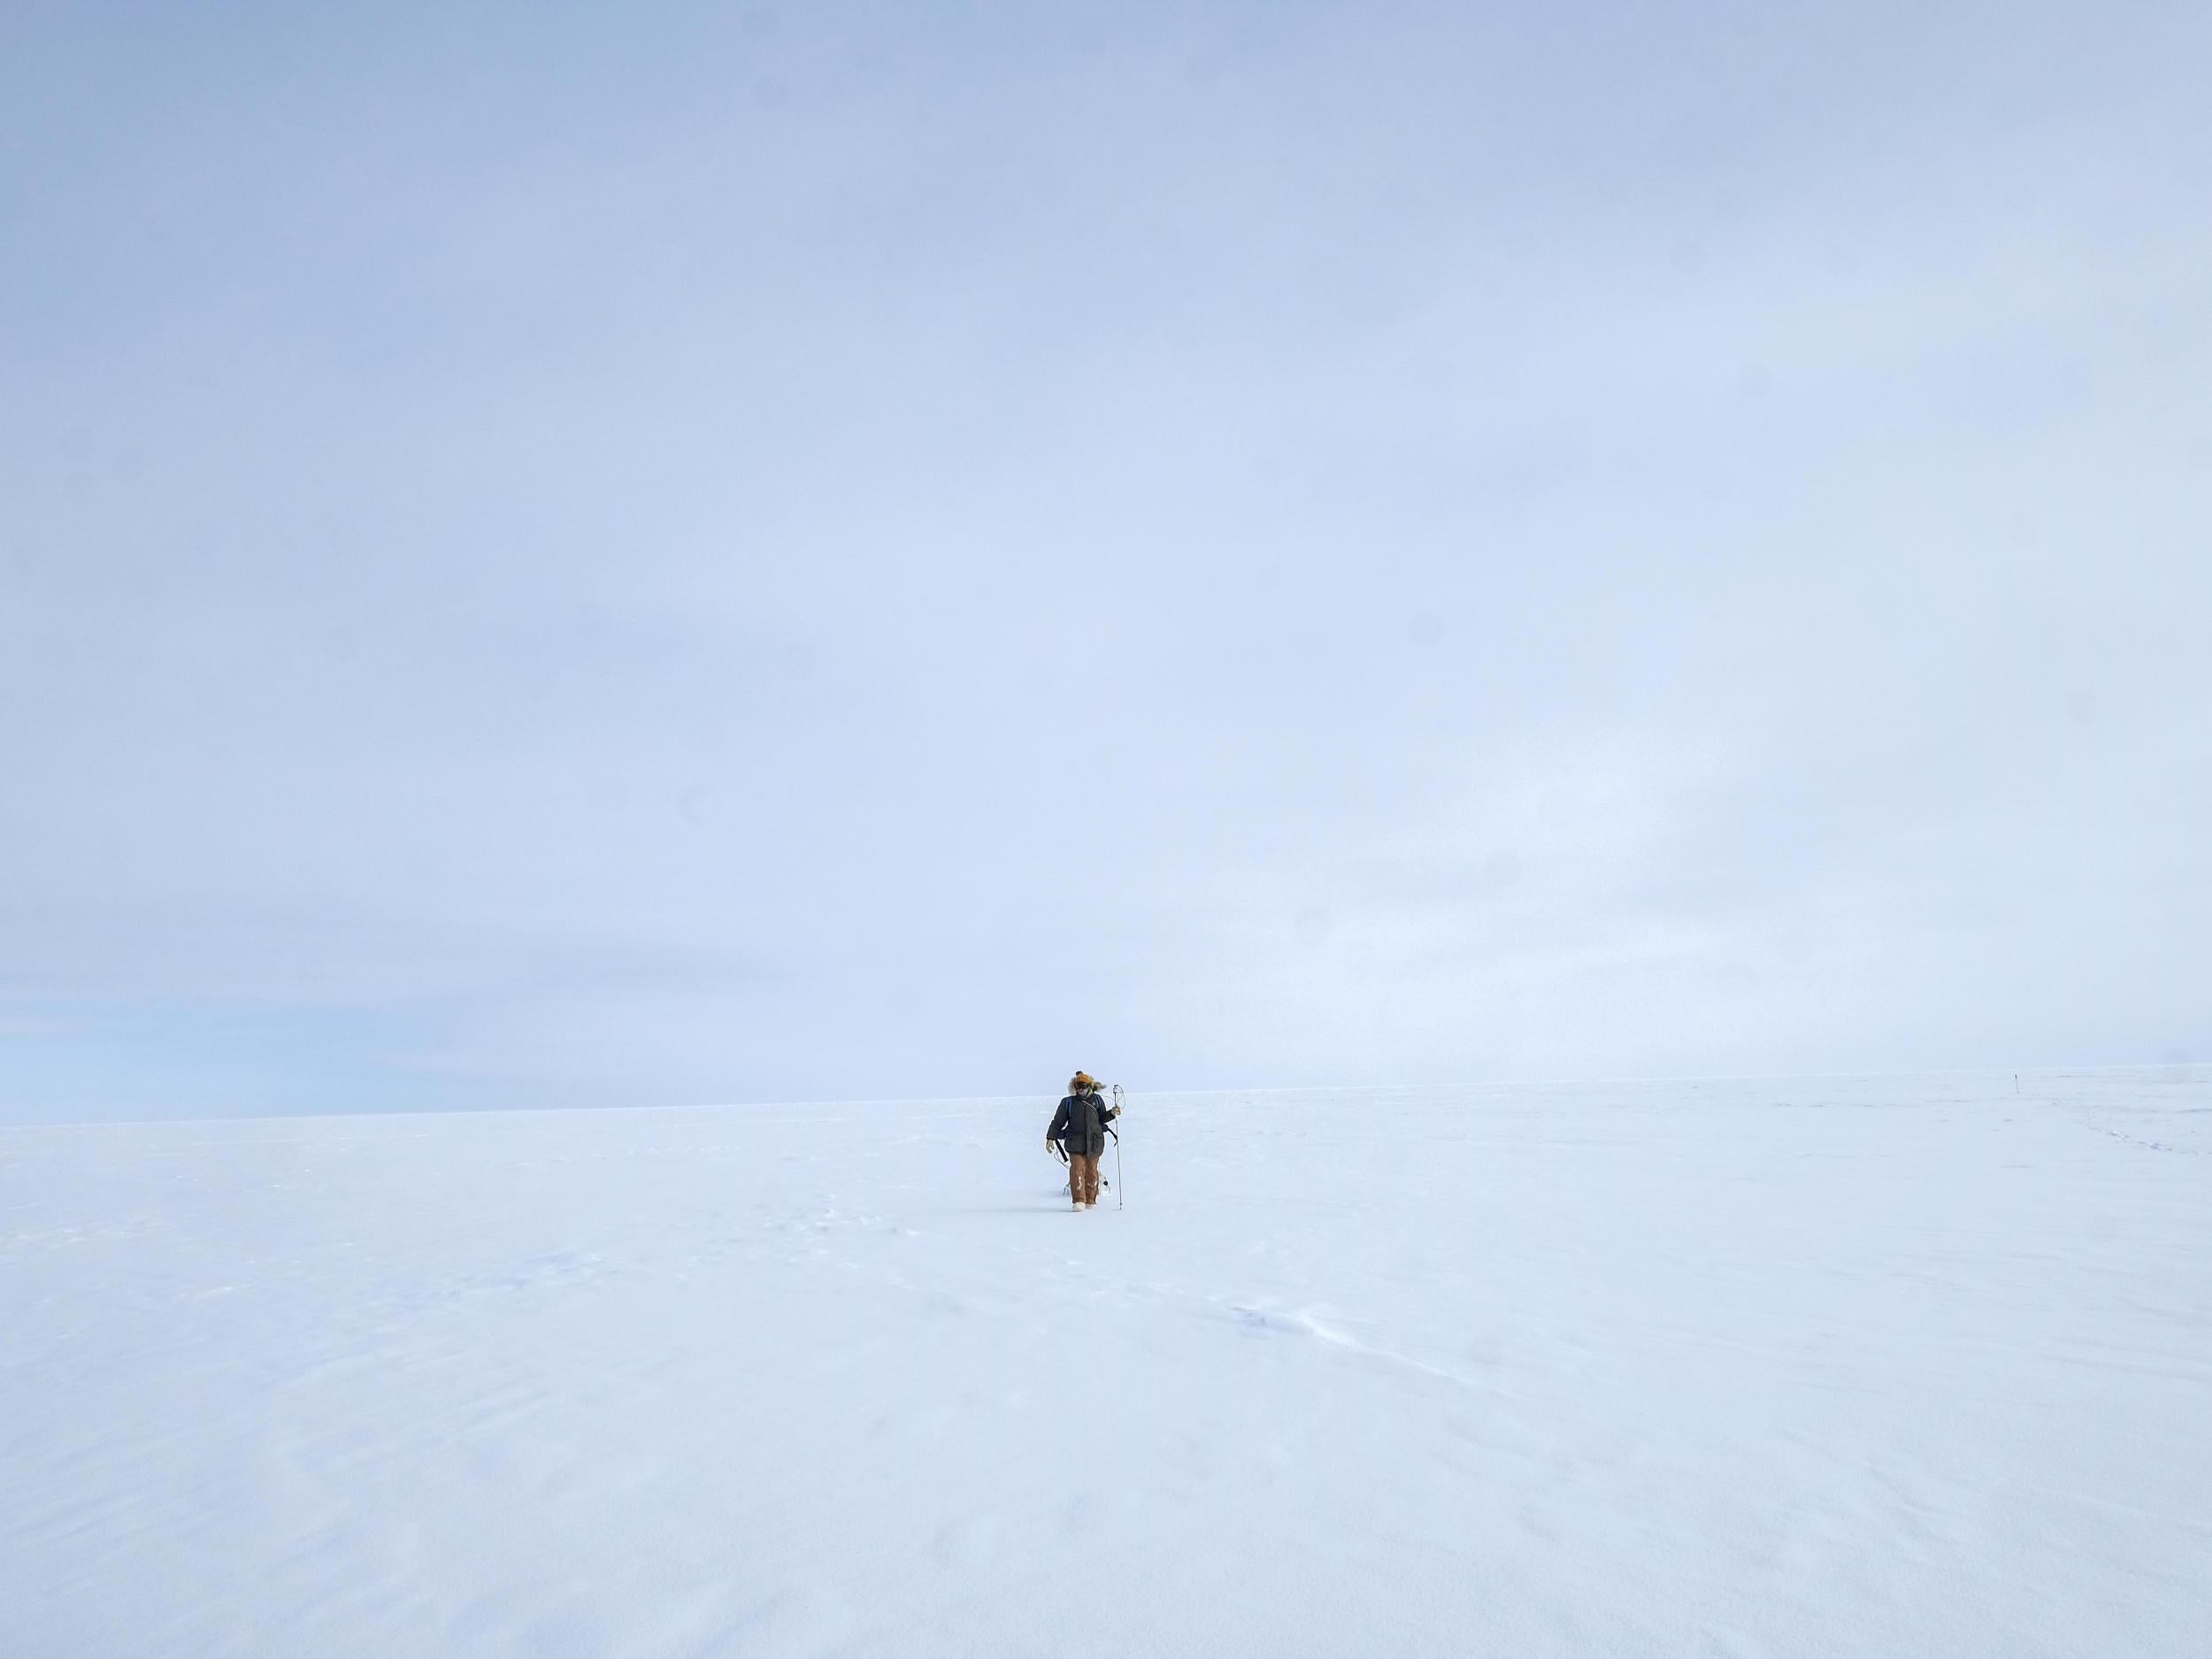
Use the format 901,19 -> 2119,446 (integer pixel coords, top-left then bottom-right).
1112,1084 -> 1125,1210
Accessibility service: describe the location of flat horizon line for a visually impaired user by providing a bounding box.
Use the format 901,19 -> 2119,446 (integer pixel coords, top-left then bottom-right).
6,1056 -> 2200,1133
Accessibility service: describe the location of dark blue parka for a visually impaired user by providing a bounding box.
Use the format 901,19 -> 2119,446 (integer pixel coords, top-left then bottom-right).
1048,1090 -> 1118,1157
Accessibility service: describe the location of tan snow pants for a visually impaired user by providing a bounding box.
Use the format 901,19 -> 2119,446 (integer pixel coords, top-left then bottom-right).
1068,1153 -> 1102,1207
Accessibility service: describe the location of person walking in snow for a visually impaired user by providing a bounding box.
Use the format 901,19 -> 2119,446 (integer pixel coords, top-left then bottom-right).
1048,1071 -> 1118,1210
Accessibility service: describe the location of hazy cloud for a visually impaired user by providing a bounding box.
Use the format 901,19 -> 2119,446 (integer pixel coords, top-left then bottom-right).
4,0 -> 2207,1119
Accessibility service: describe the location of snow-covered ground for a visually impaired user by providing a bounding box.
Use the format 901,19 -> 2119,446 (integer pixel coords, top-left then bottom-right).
4,1069 -> 2208,1657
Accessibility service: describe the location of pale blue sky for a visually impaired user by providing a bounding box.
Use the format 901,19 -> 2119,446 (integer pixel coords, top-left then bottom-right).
4,1 -> 2208,1121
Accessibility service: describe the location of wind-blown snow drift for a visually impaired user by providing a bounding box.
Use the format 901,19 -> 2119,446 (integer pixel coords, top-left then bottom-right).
4,1070 -> 2207,1656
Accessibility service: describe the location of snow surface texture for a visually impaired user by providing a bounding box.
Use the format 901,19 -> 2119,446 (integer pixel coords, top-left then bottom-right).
4,1070 -> 2208,1658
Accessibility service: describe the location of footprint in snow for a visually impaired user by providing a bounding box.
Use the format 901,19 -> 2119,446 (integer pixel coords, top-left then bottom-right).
1230,1304 -> 1351,1346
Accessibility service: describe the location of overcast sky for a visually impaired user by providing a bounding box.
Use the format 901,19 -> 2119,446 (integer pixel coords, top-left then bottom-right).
3,0 -> 2207,1122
